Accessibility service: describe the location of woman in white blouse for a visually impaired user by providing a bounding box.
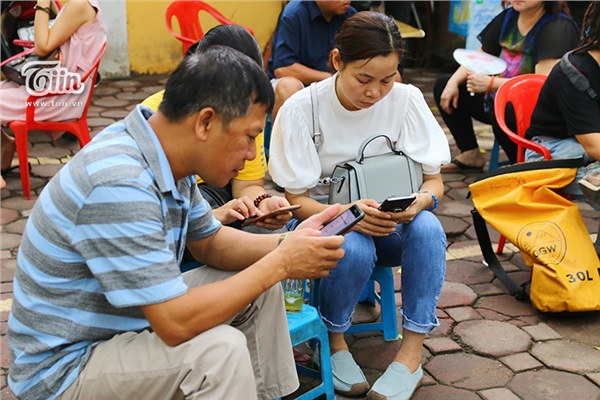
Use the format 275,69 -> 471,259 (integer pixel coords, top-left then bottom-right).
268,11 -> 450,400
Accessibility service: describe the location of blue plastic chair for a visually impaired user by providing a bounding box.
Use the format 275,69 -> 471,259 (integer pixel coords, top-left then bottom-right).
310,265 -> 399,342
287,305 -> 335,400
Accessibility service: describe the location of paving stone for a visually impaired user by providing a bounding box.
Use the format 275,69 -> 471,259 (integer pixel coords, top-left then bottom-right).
412,384 -> 481,400
31,163 -> 64,179
587,372 -> 600,387
116,91 -> 153,101
445,306 -> 482,322
499,352 -> 543,372
455,320 -> 531,357
92,86 -> 120,96
0,209 -> 19,226
0,233 -> 20,251
475,294 -> 538,318
531,340 -> 600,373
27,145 -> 71,159
100,110 -> 130,119
429,315 -> 454,338
0,386 -> 16,400
436,199 -> 474,218
445,260 -> 494,285
445,240 -> 486,262
437,281 -> 477,308
470,283 -> 505,296
545,313 -> 600,347
522,323 -> 562,341
479,387 -> 521,400
351,336 -> 402,371
424,337 -> 462,354
0,261 -> 16,283
87,117 -> 116,127
3,219 -> 26,236
438,215 -> 469,237
425,353 -> 512,390
511,369 -> 600,400
92,96 -> 130,108
108,79 -> 141,88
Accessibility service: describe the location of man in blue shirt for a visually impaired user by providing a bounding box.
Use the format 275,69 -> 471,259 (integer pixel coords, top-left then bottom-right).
7,46 -> 345,400
267,0 -> 356,121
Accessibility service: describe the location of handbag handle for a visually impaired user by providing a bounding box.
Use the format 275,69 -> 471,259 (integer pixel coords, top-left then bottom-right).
356,134 -> 401,164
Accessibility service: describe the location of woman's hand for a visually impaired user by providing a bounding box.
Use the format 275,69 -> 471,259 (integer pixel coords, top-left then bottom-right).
351,199 -> 397,237
212,197 -> 255,225
439,80 -> 460,115
255,195 -> 293,230
466,72 -> 492,95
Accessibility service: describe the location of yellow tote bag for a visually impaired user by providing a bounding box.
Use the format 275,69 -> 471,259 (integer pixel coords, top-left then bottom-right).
470,161 -> 600,312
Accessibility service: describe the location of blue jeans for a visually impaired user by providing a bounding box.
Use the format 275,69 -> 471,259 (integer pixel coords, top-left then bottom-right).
315,211 -> 446,335
525,136 -> 594,200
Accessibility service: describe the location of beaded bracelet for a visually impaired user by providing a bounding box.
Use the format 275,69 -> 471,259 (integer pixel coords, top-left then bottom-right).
417,190 -> 438,211
253,193 -> 272,208
34,4 -> 52,15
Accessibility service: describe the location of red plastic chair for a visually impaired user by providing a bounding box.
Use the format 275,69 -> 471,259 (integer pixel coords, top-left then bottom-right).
165,0 -> 254,56
8,42 -> 107,199
493,73 -> 549,253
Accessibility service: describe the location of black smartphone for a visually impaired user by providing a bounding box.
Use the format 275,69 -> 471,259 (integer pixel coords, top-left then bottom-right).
320,205 -> 365,237
378,195 -> 416,212
241,205 -> 301,227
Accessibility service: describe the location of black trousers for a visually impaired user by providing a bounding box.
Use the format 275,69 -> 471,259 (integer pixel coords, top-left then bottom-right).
433,73 -> 518,164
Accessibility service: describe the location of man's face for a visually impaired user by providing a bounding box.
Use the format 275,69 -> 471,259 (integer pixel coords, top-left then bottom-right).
316,1 -> 351,17
201,102 -> 268,187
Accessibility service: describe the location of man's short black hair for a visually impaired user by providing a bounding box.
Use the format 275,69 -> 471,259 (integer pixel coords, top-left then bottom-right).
160,46 -> 274,125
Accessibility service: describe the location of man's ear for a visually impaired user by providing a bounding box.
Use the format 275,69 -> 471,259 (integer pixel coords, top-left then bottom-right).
194,107 -> 216,141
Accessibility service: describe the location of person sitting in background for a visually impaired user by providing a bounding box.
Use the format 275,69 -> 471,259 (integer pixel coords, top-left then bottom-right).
524,1 -> 600,251
7,46 -> 346,400
143,24 -> 292,233
0,0 -> 106,184
269,11 -> 450,400
434,0 -> 579,171
267,0 -> 356,122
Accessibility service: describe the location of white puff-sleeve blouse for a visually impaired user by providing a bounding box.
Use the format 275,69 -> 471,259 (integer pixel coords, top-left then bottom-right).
268,75 -> 451,199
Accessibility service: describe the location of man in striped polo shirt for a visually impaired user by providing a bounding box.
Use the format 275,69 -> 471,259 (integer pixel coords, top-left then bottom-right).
7,47 -> 345,400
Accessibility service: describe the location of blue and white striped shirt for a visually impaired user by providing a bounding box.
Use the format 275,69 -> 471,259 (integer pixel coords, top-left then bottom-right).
7,106 -> 221,400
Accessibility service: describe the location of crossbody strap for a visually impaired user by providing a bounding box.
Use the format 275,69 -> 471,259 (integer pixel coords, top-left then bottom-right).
309,82 -> 322,148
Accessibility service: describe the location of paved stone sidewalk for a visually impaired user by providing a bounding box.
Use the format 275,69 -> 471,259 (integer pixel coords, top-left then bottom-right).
1,69 -> 599,400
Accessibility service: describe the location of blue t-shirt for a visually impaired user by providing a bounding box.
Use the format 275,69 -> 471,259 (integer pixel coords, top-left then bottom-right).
267,0 -> 356,79
7,105 -> 221,400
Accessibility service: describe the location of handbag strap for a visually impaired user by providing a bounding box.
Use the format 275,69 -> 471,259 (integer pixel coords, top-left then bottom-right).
309,82 -> 322,148
356,134 -> 401,164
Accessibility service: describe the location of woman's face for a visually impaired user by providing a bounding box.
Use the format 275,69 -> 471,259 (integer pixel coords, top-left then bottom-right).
510,0 -> 544,13
332,50 -> 399,111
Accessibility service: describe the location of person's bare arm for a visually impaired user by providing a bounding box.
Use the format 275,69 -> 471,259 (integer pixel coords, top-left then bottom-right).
34,0 -> 96,56
141,205 -> 345,346
274,63 -> 332,85
576,133 -> 600,161
232,179 -> 292,229
534,58 -> 560,76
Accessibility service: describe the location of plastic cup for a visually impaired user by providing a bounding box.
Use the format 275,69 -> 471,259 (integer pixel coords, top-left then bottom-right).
282,279 -> 305,313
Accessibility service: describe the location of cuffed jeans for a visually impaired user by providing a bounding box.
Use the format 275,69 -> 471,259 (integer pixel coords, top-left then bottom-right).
317,211 -> 447,335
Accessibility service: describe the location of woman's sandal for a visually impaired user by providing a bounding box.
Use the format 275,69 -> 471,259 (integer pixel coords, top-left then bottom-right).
441,158 -> 484,173
1,163 -> 31,176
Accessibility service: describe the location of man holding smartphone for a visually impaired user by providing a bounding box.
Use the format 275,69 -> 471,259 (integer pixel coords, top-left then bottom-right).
7,48 -> 346,400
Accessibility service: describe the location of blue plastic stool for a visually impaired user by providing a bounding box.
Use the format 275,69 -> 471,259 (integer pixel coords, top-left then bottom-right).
310,265 -> 399,342
287,305 -> 335,400
488,139 -> 509,171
